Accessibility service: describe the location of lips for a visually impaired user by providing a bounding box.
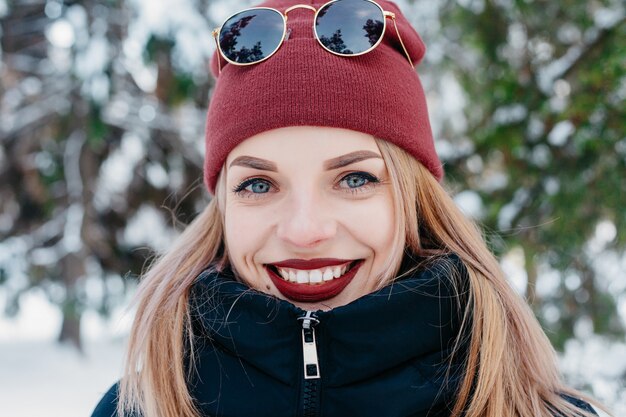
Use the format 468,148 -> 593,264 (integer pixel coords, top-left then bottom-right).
270,258 -> 353,270
264,259 -> 364,303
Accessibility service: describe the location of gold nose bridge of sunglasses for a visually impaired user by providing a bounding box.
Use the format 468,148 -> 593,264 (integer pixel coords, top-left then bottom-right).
211,3 -> 414,74
283,4 -> 316,40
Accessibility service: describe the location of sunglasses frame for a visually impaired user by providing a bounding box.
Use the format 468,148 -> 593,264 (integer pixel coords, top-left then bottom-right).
211,0 -> 415,74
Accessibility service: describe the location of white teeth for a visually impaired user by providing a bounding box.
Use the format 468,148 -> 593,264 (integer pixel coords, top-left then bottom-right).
332,266 -> 342,278
296,270 -> 309,284
322,268 -> 334,281
309,269 -> 323,283
275,262 -> 355,284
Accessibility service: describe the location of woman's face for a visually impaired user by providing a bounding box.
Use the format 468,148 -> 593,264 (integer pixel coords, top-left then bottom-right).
223,126 -> 398,311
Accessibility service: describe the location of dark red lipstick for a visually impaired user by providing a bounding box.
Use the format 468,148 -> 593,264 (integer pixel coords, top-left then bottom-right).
265,259 -> 364,303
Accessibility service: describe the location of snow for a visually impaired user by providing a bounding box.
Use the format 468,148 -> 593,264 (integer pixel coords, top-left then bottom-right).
478,171 -> 509,192
547,120 -> 575,147
531,143 -> 551,168
0,237 -> 30,294
138,103 -> 156,123
587,221 -> 617,253
508,22 -> 527,49
543,176 -> 560,196
453,190 -> 484,220
501,247 -> 528,296
122,204 -> 178,252
146,162 -> 169,189
126,0 -> 214,73
0,339 -> 125,417
593,6 -> 625,29
439,73 -> 468,133
497,188 -> 529,230
535,265 -> 562,299
456,0 -> 485,14
561,336 -> 626,415
45,19 -> 75,49
0,0 -> 7,18
21,77 -> 43,97
464,154 -> 483,174
553,79 -> 572,98
120,38 -> 158,92
44,1 -> 63,19
537,45 -> 582,94
94,132 -> 145,211
492,103 -> 528,126
0,289 -> 130,417
557,23 -> 582,45
75,35 -> 109,80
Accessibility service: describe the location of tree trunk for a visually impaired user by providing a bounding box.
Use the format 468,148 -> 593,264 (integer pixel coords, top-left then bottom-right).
59,310 -> 82,352
58,252 -> 85,353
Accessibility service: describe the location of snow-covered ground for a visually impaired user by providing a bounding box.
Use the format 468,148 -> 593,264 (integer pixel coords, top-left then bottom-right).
0,290 -> 128,417
0,339 -> 125,417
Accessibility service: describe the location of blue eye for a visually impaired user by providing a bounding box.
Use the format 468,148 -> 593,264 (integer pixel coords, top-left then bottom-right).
339,172 -> 380,190
248,180 -> 271,193
232,178 -> 273,196
233,173 -> 380,197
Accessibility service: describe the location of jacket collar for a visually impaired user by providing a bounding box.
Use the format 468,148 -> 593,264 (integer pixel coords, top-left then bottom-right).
189,253 -> 468,388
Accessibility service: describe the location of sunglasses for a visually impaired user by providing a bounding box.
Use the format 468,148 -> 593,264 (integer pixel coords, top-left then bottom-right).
211,0 -> 414,74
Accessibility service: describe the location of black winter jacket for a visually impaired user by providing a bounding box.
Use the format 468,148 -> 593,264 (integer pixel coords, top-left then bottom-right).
91,254 -> 597,417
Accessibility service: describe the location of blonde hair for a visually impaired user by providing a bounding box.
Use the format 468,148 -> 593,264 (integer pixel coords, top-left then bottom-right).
118,139 -> 609,417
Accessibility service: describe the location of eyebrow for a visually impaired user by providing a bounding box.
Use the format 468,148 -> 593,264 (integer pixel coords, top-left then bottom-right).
228,150 -> 383,172
323,150 -> 383,170
229,156 -> 278,171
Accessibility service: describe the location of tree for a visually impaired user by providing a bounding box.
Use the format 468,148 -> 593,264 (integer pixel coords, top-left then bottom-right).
434,0 -> 625,348
0,0 -> 214,350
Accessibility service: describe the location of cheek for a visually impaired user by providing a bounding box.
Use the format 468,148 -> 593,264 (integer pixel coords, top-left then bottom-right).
223,204 -> 276,289
224,203 -> 275,262
224,206 -> 255,262
339,193 -> 396,251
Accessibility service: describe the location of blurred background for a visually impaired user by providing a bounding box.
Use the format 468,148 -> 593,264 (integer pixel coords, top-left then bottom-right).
0,0 -> 624,415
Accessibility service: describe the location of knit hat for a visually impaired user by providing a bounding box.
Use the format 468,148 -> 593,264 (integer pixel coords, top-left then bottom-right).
204,0 -> 442,194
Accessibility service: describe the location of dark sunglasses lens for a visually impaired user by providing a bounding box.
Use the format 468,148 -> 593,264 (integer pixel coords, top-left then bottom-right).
315,0 -> 384,55
219,8 -> 284,64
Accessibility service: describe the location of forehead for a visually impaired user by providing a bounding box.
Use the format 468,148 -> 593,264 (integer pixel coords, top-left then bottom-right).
225,126 -> 381,164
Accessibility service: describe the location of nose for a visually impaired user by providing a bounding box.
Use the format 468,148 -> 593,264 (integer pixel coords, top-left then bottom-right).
275,190 -> 337,248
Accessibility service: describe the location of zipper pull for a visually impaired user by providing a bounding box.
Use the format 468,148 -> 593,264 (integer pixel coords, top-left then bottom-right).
298,311 -> 320,380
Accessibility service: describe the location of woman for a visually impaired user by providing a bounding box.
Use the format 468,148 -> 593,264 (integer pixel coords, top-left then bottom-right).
91,0 -> 609,416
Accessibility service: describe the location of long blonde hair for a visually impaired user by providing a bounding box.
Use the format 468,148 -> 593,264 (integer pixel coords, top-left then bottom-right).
118,139 -> 608,417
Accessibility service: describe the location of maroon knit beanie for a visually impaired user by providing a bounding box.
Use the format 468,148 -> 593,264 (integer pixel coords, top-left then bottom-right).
204,0 -> 442,194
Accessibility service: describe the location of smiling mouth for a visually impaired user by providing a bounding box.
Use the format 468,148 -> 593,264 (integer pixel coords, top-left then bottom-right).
264,259 -> 364,303
266,260 -> 359,285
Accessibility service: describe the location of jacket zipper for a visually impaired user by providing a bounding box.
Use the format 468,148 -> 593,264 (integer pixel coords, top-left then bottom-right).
298,311 -> 321,417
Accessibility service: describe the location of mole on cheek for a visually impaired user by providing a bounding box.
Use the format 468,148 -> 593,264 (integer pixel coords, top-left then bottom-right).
266,285 -> 271,290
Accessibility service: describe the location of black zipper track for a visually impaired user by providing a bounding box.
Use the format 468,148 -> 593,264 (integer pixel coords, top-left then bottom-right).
302,377 -> 321,417
299,312 -> 321,417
